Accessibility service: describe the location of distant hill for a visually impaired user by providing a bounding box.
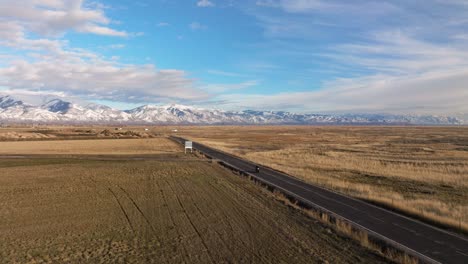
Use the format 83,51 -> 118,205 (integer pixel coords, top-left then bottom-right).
0,95 -> 464,125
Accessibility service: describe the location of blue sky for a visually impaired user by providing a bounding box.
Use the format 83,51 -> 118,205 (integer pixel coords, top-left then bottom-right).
0,0 -> 467,114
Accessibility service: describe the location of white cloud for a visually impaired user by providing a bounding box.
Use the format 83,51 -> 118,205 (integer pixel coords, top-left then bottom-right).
0,22 -> 64,52
202,80 -> 259,93
277,0 -> 330,13
453,34 -> 468,40
189,22 -> 207,30
329,31 -> 468,74
108,44 -> 125,49
241,0 -> 468,114
0,50 -> 208,103
217,30 -> 468,114
227,31 -> 468,114
256,0 -> 377,13
0,0 -> 208,104
0,89 -> 78,106
0,0 -> 127,37
78,25 -> 127,37
215,69 -> 468,114
197,0 -> 214,7
157,22 -> 170,27
207,70 -> 246,77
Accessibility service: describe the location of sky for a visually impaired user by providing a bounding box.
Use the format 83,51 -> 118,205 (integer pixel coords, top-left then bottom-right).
0,0 -> 467,114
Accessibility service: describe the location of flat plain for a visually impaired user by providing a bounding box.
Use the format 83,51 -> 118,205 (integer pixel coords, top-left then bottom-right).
0,135 -> 387,263
178,126 -> 468,233
0,138 -> 178,155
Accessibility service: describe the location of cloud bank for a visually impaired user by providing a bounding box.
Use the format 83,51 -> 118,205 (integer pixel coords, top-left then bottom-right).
0,0 -> 208,104
0,0 -> 467,115
241,0 -> 468,114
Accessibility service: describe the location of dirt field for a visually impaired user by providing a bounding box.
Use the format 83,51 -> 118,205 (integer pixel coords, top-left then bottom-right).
177,126 -> 468,233
0,138 -> 387,263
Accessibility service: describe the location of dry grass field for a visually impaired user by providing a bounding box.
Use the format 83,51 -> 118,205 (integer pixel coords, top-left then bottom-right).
0,126 -> 154,141
178,126 -> 468,233
0,138 -> 178,155
0,137 -> 387,263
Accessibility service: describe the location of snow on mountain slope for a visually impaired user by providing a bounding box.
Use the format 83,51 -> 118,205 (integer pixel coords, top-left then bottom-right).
0,96 -> 62,122
125,104 -> 464,125
0,95 -> 25,109
0,95 -> 464,125
41,99 -> 72,114
126,104 -> 247,124
0,96 -> 130,123
84,103 -> 132,121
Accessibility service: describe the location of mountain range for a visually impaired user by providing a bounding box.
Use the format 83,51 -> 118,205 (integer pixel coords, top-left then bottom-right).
0,95 -> 464,125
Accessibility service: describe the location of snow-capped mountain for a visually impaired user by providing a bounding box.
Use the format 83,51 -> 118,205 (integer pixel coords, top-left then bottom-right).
0,95 -> 130,123
0,96 -> 25,109
126,104 -> 249,124
42,99 -> 72,114
0,95 -> 464,125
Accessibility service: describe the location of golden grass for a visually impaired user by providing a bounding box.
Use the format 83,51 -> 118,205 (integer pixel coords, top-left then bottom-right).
178,126 -> 468,233
0,138 -> 180,155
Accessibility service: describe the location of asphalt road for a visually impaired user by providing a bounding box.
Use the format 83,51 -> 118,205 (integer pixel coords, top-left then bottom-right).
171,136 -> 468,264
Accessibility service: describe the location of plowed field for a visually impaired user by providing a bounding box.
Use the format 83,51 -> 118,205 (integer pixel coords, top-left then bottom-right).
0,153 -> 386,263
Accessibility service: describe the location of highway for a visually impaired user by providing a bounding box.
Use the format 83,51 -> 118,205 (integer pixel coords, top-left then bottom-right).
171,136 -> 468,264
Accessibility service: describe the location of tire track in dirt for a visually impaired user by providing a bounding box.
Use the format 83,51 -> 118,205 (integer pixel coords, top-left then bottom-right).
180,164 -> 262,262
211,181 -> 290,261
155,175 -> 190,264
174,171 -> 237,262
148,173 -> 168,264
204,180 -> 262,263
107,187 -> 135,233
215,168 -> 359,263
80,175 -> 118,259
235,189 -> 319,261
179,164 -> 277,262
162,175 -> 216,264
116,185 -> 157,234
207,166 -> 325,263
115,183 -> 166,263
